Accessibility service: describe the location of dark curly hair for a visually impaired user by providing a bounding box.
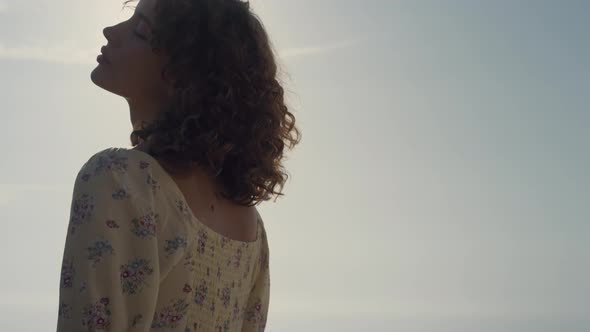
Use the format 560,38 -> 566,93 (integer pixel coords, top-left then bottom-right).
122,0 -> 301,207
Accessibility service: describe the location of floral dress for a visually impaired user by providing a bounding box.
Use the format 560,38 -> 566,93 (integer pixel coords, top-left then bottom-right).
56,147 -> 270,331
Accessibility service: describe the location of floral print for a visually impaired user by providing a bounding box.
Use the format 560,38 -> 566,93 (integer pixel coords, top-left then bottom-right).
86,238 -> 114,267
193,279 -> 208,305
146,173 -> 160,194
81,297 -> 113,330
105,219 -> 120,229
120,258 -> 155,295
69,193 -> 94,235
151,298 -> 190,328
219,286 -> 232,308
57,148 -> 270,331
165,236 -> 189,257
111,188 -> 129,200
244,299 -> 266,327
60,258 -> 75,289
130,211 -> 159,239
197,229 -> 208,255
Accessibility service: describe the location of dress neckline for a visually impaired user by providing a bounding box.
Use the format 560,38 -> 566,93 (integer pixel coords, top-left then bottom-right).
121,147 -> 261,244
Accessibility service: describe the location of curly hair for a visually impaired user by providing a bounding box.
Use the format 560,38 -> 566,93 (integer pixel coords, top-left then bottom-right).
122,0 -> 301,207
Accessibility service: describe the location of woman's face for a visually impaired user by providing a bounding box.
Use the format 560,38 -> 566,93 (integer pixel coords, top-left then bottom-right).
90,0 -> 170,101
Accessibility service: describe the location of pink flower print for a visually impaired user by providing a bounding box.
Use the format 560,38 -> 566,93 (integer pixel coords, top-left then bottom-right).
151,299 -> 189,328
139,160 -> 150,170
120,258 -> 154,295
105,219 -> 120,228
182,284 -> 192,293
244,299 -> 265,324
87,239 -> 114,267
81,298 -> 112,330
131,212 -> 158,239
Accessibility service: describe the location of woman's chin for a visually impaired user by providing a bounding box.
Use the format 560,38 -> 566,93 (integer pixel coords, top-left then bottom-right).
90,67 -> 113,91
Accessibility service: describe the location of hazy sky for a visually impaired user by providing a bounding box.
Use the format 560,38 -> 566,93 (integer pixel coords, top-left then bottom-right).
0,0 -> 588,331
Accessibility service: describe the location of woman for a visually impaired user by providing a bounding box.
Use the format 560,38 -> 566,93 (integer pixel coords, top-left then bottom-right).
56,0 -> 301,330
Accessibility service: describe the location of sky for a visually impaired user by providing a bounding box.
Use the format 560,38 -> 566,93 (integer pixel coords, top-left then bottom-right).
0,0 -> 588,331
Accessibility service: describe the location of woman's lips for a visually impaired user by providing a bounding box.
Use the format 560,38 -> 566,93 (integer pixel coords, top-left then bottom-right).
99,46 -> 111,64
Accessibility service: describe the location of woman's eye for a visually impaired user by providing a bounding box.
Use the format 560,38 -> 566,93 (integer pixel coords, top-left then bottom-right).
134,21 -> 149,40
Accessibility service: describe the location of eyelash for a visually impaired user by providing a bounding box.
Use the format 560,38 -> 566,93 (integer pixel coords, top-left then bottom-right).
134,30 -> 147,40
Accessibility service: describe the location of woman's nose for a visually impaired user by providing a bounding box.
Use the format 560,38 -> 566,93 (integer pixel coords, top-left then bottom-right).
103,26 -> 112,41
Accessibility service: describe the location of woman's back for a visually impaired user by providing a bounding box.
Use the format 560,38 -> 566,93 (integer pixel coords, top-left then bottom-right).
131,144 -> 260,244
56,148 -> 270,331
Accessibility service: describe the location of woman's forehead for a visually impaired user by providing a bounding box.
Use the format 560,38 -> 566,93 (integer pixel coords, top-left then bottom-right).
136,0 -> 156,16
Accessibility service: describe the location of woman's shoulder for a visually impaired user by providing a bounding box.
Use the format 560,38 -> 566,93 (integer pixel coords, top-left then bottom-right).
80,147 -> 151,169
75,147 -> 155,186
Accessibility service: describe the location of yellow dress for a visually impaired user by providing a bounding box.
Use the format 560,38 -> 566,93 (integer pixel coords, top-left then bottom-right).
56,147 -> 270,331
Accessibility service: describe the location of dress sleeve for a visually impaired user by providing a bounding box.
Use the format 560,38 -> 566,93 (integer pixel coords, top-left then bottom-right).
56,151 -> 184,331
241,225 -> 270,332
